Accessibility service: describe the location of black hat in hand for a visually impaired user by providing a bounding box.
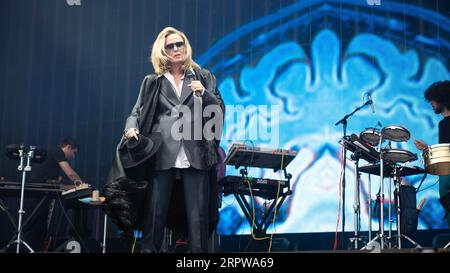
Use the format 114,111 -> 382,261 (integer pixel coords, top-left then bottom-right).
119,132 -> 162,169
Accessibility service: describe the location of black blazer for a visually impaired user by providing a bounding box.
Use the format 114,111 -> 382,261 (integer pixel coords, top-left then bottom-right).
150,74 -> 220,170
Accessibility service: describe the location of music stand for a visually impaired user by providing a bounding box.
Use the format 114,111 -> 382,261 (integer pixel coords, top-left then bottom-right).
3,144 -> 46,253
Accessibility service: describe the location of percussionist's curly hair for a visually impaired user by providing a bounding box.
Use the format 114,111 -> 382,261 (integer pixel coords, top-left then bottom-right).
424,80 -> 450,109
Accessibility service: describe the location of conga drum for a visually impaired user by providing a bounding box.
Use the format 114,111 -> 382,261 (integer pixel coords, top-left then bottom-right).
422,144 -> 450,175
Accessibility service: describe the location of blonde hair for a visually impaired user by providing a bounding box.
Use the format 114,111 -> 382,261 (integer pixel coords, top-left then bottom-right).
151,27 -> 200,75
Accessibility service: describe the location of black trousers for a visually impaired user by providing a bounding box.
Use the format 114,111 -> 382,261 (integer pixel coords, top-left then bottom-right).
141,167 -> 210,253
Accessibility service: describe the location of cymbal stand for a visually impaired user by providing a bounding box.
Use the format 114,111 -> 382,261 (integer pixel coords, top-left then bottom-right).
9,145 -> 35,253
394,166 -> 402,248
388,175 -> 392,249
386,143 -> 393,249
349,151 -> 364,249
362,136 -> 386,250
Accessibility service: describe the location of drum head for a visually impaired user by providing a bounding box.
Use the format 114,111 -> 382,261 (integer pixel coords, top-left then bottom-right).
383,148 -> 417,163
381,125 -> 411,142
360,128 -> 383,146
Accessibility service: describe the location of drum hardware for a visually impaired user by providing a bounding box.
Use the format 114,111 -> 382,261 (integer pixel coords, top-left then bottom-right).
359,163 -> 426,249
367,173 -> 373,243
348,152 -> 367,249
2,144 -> 46,253
335,97 -> 374,249
341,136 -> 374,249
346,123 -> 424,250
343,125 -> 413,250
5,144 -> 47,163
362,141 -> 387,250
388,174 -> 393,249
346,134 -> 380,163
387,166 -> 421,249
386,167 -> 398,248
362,124 -> 419,250
341,133 -> 381,246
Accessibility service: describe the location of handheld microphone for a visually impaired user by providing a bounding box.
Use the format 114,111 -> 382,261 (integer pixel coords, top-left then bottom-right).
368,94 -> 375,113
185,70 -> 201,97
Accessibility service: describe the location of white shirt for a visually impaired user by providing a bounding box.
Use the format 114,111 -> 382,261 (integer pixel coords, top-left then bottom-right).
163,71 -> 191,169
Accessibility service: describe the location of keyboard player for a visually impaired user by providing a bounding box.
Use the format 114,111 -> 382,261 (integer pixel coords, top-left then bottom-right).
24,137 -> 86,251
29,137 -> 84,186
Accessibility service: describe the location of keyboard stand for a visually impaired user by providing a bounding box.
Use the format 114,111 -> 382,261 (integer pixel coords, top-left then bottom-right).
235,168 -> 292,252
1,193 -> 50,252
223,143 -> 297,251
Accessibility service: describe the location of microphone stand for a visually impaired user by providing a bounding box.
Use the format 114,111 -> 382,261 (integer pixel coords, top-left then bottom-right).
335,99 -> 372,249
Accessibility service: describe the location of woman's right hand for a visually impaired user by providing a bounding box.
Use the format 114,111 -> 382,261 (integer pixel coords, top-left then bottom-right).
414,139 -> 428,151
124,128 -> 139,140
